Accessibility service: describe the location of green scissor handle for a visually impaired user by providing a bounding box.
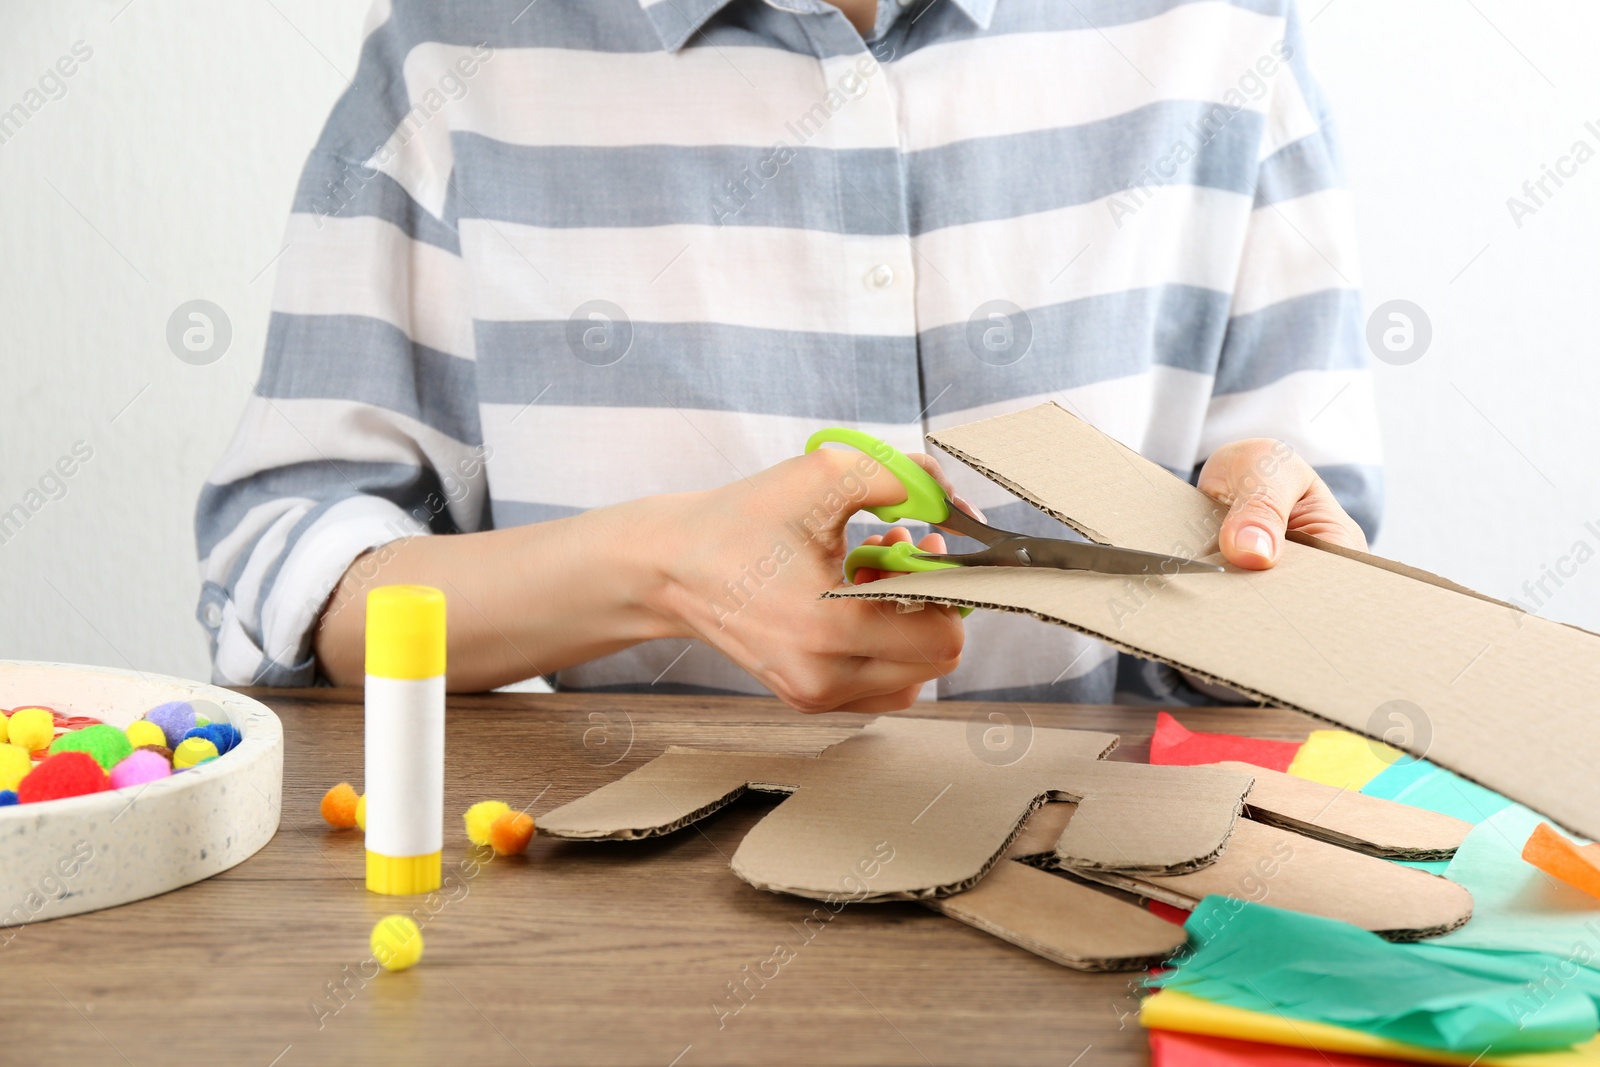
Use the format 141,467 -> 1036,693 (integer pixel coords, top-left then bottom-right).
809,428 -> 972,616
843,541 -> 961,583
804,428 -> 950,526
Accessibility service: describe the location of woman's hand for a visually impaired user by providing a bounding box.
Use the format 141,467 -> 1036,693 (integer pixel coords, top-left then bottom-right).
648,446 -> 964,714
1198,439 -> 1367,569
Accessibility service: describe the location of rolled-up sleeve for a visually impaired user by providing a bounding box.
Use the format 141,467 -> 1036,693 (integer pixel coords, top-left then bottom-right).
195,5 -> 486,685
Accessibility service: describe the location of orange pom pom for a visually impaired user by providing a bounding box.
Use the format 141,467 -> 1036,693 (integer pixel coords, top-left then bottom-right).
487,811 -> 536,856
321,781 -> 361,829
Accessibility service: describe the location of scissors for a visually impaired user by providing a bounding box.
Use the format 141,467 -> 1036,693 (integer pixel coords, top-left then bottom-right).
805,428 -> 1224,586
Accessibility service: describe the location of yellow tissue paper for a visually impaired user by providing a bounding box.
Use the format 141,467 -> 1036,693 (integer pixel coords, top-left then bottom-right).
1287,729 -> 1403,791
1141,991 -> 1600,1066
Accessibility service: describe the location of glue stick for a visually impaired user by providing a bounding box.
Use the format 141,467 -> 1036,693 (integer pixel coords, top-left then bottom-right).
364,585 -> 445,895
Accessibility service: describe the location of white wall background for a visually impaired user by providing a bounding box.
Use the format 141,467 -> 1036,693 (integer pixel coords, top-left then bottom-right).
1,0 -> 1597,683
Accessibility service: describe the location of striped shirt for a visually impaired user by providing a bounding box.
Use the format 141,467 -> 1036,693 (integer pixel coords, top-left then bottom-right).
195,0 -> 1382,701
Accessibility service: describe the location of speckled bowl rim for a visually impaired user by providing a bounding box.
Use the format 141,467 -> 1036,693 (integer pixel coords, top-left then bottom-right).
0,660 -> 282,822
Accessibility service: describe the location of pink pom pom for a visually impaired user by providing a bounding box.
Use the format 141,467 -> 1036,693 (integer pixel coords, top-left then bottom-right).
109,749 -> 173,790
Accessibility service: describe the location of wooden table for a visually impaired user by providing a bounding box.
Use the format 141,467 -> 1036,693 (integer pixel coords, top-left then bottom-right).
8,691 -> 1323,1066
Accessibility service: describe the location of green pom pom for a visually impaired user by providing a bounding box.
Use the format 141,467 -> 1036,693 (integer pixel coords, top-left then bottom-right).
49,724 -> 134,772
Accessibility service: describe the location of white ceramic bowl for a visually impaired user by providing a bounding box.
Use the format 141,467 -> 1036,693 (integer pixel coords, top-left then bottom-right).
0,661 -> 282,926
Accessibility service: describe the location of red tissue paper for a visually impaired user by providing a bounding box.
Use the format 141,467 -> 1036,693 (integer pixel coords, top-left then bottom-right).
1148,712 -> 1302,772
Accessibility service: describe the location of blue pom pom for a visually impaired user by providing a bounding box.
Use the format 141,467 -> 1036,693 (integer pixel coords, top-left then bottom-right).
210,722 -> 243,754
0,790 -> 17,807
182,722 -> 243,756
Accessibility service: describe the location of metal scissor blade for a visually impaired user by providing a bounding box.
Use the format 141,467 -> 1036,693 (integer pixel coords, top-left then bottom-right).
914,536 -> 1224,575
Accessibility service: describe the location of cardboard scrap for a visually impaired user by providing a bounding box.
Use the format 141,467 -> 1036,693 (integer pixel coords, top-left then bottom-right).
1221,761 -> 1472,860
538,717 -> 1255,901
1142,991 -> 1600,1067
1017,804 -> 1473,940
1523,824 -> 1600,902
829,402 -> 1600,841
1287,729 -> 1403,791
1148,711 -> 1302,772
924,804 -> 1186,971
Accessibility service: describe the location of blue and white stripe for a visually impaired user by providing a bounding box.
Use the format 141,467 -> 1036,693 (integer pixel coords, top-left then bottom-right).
196,0 -> 1382,701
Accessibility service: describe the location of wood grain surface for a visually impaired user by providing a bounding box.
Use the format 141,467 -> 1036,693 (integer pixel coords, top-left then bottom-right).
4,690 -> 1322,1067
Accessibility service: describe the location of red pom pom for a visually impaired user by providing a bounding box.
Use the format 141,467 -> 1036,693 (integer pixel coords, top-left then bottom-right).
18,751 -> 110,803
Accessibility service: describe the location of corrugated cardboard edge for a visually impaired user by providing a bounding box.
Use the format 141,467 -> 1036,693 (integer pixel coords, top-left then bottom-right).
539,748 -> 802,840
924,861 -> 1185,971
1222,761 -> 1473,860
825,402 -> 1600,838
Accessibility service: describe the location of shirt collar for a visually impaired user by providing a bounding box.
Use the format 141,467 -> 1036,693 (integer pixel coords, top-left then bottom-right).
640,0 -> 997,53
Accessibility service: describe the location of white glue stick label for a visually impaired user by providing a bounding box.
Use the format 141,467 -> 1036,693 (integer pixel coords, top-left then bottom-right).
364,673 -> 445,858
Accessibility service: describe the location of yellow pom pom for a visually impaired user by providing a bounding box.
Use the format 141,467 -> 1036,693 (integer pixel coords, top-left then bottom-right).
0,711 -> 8,745
173,736 -> 219,769
370,915 -> 424,972
125,720 -> 166,749
0,744 -> 32,792
8,707 -> 54,753
464,800 -> 511,846
355,792 -> 366,831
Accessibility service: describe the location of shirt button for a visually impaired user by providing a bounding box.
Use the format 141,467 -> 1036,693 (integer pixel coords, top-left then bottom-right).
203,602 -> 224,629
866,264 -> 895,290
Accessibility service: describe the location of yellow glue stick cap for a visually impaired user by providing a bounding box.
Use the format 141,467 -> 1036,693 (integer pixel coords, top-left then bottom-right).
365,585 -> 446,680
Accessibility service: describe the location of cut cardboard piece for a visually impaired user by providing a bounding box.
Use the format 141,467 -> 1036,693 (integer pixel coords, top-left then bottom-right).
829,402 -> 1600,841
1221,761 -> 1472,860
1014,804 -> 1474,941
924,805 -> 1187,971
539,717 -> 1255,901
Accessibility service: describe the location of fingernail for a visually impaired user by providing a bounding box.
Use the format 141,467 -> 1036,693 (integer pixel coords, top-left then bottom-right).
1238,524 -> 1275,562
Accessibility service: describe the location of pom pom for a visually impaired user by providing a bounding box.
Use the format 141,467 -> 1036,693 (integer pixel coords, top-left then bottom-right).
7,707 -> 55,752
50,724 -> 134,772
182,722 -> 242,755
0,790 -> 16,806
194,714 -> 210,727
18,751 -> 109,802
0,744 -> 32,792
0,710 -> 8,744
144,701 -> 196,748
125,720 -> 166,749
135,744 -> 174,762
321,782 -> 361,829
172,736 -> 219,769
464,800 -> 511,846
370,915 -> 424,972
355,793 -> 367,831
109,749 -> 173,790
488,811 -> 536,856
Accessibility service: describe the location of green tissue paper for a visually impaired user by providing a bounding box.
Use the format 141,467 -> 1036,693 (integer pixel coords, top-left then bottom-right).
1155,897 -> 1597,1053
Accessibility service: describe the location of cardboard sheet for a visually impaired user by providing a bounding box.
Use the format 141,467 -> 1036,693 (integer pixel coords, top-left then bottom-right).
1524,824 -> 1600,901
1287,730 -> 1402,791
829,402 -> 1600,841
1047,817 -> 1475,940
1148,711 -> 1302,772
1142,991 -> 1600,1067
1154,899 -> 1596,1054
538,717 -> 1254,901
1221,761 -> 1472,860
